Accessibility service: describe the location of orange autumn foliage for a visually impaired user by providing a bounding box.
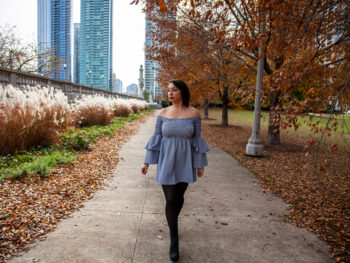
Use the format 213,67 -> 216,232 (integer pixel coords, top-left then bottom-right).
139,0 -> 349,144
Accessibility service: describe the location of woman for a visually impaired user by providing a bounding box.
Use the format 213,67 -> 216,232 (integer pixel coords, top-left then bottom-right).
140,80 -> 209,261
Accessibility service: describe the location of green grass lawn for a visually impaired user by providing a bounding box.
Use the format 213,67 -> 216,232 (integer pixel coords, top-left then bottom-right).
205,108 -> 350,145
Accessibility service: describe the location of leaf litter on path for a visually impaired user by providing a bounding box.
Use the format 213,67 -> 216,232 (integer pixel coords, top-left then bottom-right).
0,113 -> 152,262
201,117 -> 350,262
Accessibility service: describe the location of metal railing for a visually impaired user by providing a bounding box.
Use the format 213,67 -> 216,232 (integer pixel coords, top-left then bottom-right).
0,66 -> 144,102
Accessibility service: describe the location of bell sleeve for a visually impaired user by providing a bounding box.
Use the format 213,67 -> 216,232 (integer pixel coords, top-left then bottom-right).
144,116 -> 163,164
192,116 -> 209,168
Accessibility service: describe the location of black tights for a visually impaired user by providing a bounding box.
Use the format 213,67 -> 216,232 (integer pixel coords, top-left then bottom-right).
162,182 -> 189,236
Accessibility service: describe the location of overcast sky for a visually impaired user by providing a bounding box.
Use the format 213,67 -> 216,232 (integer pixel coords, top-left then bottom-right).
0,0 -> 145,90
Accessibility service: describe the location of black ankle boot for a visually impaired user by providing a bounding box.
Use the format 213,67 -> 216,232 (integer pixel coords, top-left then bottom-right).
169,229 -> 179,261
169,233 -> 179,261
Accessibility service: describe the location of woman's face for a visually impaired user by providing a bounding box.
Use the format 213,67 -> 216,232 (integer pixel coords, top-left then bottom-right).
167,83 -> 182,103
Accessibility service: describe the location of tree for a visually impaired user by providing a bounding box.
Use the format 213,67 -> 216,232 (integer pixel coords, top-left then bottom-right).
137,0 -> 350,144
144,2 -> 255,126
0,24 -> 62,74
143,90 -> 150,102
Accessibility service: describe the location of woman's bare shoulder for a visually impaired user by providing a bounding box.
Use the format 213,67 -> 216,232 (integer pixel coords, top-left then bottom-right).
157,106 -> 199,118
189,107 -> 200,117
157,107 -> 169,117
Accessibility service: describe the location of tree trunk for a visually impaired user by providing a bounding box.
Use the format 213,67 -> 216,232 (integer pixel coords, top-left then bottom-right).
266,56 -> 284,145
268,91 -> 281,144
204,99 -> 209,119
221,86 -> 229,126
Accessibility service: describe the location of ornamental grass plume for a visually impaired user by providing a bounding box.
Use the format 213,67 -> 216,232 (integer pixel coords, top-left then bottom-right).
72,95 -> 115,127
140,100 -> 149,111
129,99 -> 141,113
113,98 -> 132,117
0,84 -> 70,155
128,99 -> 149,113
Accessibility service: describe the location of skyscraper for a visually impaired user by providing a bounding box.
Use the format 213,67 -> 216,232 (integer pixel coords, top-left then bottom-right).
115,78 -> 123,93
51,0 -> 72,80
112,73 -> 123,93
80,0 -> 113,91
38,0 -> 72,80
126,83 -> 138,96
37,0 -> 51,76
144,14 -> 158,102
73,23 -> 80,84
112,73 -> 117,92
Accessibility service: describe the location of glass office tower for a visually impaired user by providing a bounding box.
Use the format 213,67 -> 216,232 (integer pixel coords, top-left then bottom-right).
38,0 -> 72,80
50,0 -> 72,80
37,0 -> 51,76
80,0 -> 113,91
144,14 -> 159,102
73,23 -> 80,83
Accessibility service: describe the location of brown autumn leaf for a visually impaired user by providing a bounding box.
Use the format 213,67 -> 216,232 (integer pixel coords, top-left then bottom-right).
332,144 -> 338,152
201,116 -> 350,262
0,112 -> 152,262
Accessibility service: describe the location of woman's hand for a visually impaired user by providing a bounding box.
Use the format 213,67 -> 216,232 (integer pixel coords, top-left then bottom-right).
197,168 -> 205,177
141,163 -> 149,175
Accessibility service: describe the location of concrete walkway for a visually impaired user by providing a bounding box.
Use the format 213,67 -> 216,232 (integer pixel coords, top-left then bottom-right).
10,112 -> 333,263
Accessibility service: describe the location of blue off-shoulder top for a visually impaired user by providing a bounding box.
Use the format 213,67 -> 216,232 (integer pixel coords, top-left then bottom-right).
144,115 -> 209,185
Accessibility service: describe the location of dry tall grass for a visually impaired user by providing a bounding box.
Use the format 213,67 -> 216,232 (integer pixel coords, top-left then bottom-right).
129,98 -> 149,113
113,98 -> 132,117
0,85 -> 70,155
0,85 -> 149,154
72,95 -> 115,127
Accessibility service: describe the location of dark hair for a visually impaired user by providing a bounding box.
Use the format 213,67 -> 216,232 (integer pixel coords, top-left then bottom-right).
170,80 -> 191,107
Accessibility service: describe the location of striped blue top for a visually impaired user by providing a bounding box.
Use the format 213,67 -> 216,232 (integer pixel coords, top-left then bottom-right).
144,115 -> 209,185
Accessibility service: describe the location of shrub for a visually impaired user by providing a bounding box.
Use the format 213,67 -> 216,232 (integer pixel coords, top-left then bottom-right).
131,104 -> 139,113
161,100 -> 170,108
72,95 -> 115,127
129,99 -> 140,113
140,100 -> 149,111
113,98 -> 132,117
129,98 -> 149,112
0,84 -> 70,155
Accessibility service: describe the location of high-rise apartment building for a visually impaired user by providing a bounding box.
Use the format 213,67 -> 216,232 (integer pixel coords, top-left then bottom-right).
37,0 -> 51,76
50,0 -> 72,80
38,0 -> 72,80
144,14 -> 159,102
80,0 -> 113,91
115,78 -> 123,93
126,83 -> 138,96
112,73 -> 117,92
73,23 -> 80,84
111,73 -> 123,93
